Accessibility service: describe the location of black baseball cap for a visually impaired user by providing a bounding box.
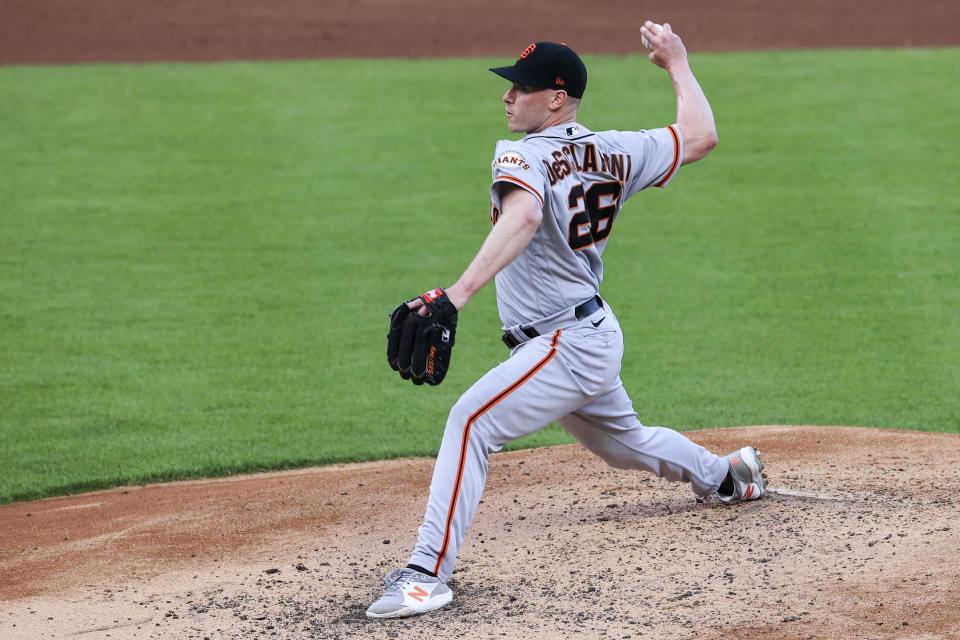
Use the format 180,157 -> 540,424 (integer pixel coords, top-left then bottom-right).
490,42 -> 587,99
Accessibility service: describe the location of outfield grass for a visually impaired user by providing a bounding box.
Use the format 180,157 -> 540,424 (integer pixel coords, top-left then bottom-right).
1,48 -> 958,503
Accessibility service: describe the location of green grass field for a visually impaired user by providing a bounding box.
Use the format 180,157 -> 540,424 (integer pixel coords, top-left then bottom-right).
2,48 -> 958,503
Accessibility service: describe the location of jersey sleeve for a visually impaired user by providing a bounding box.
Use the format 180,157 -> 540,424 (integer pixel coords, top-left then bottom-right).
618,125 -> 684,199
489,140 -> 549,208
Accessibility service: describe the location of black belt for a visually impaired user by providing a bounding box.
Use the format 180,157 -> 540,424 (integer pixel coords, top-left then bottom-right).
501,296 -> 603,349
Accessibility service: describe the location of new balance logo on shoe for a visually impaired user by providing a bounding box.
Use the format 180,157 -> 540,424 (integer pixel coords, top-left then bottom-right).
407,586 -> 429,602
744,485 -> 755,499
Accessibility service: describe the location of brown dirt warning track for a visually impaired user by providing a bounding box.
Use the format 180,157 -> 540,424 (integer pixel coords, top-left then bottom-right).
2,1 -> 960,638
1,0 -> 959,64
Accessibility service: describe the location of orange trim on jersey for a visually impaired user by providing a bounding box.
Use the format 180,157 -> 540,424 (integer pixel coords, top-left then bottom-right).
655,125 -> 681,188
494,175 -> 544,205
432,330 -> 561,575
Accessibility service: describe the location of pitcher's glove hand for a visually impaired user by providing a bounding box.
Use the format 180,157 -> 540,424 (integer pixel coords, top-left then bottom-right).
387,287 -> 458,385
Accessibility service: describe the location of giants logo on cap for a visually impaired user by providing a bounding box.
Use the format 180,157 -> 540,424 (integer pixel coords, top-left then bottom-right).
519,43 -> 536,59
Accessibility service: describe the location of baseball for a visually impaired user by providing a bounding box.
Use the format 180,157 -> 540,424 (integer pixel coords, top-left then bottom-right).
641,23 -> 663,50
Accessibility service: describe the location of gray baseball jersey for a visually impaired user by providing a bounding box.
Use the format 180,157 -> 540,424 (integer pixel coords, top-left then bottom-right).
408,122 -> 729,582
489,123 -> 681,328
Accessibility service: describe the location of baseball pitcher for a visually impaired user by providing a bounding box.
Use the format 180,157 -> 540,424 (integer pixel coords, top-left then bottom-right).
372,22 -> 767,618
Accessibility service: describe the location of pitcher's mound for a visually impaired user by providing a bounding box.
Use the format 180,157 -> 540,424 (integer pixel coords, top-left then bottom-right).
2,425 -> 959,639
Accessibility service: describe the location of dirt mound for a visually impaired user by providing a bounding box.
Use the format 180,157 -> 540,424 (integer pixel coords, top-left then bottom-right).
2,425 -> 958,639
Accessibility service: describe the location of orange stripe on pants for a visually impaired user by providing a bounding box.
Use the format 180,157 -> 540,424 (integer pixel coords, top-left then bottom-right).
432,331 -> 561,575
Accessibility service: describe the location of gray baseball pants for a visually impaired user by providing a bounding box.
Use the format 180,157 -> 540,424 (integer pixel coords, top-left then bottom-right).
408,301 -> 729,582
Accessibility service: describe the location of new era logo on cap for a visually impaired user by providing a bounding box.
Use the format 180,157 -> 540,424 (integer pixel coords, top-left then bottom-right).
489,41 -> 588,99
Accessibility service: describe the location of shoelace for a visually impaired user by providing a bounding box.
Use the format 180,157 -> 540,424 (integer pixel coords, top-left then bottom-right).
382,568 -> 414,595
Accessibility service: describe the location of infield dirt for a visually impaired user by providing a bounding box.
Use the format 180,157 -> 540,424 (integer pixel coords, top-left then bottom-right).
3,1 -> 960,638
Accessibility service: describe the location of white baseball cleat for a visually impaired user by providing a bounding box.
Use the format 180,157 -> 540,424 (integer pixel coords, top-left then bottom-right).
366,568 -> 453,618
716,446 -> 766,504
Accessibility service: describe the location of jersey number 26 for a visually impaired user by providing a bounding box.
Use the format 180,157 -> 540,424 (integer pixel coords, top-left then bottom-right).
567,181 -> 623,251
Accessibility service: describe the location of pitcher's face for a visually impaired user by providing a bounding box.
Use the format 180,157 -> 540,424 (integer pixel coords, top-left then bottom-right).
502,83 -> 558,134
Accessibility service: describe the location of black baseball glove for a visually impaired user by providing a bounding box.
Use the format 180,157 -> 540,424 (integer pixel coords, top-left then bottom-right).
387,287 -> 458,386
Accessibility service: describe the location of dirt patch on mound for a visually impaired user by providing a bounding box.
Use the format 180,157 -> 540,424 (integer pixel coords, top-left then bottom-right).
2,0 -> 959,65
2,425 -> 958,639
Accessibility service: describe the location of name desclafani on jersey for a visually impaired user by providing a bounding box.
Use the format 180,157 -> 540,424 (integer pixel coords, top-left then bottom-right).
543,143 -> 631,187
